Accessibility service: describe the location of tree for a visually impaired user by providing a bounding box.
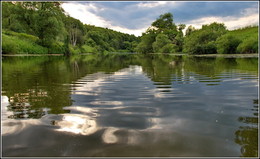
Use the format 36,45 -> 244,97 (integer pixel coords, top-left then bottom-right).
152,34 -> 177,53
237,36 -> 258,53
151,13 -> 176,32
136,13 -> 182,53
2,2 -> 139,54
183,22 -> 227,54
216,34 -> 241,54
185,25 -> 196,36
35,2 -> 65,47
135,33 -> 156,53
178,24 -> 186,32
64,16 -> 85,46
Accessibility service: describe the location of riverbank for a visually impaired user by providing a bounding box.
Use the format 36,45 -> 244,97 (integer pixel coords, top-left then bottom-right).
2,54 -> 64,56
191,54 -> 259,58
2,53 -> 258,58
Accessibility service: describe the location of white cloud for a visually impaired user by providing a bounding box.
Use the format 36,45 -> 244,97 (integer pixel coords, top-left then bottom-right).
185,13 -> 258,31
61,2 -> 145,36
62,2 -> 109,28
62,2 -> 258,36
110,25 -> 147,36
137,1 -> 169,8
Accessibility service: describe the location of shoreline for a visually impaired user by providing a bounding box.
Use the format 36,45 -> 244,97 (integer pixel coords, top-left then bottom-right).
2,54 -> 64,56
2,53 -> 259,58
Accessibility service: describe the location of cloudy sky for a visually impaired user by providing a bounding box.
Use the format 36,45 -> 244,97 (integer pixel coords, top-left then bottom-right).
61,1 -> 259,36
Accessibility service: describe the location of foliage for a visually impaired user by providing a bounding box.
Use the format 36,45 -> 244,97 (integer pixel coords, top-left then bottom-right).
80,45 -> 98,53
48,42 -> 66,54
216,34 -> 241,54
2,33 -> 48,54
222,26 -> 258,54
152,34 -> 177,53
2,2 -> 138,55
151,12 -> 177,32
3,29 -> 39,42
185,25 -> 196,36
135,33 -> 156,53
69,45 -> 82,54
2,2 -> 258,55
183,22 -> 227,54
237,36 -> 258,53
136,13 -> 183,54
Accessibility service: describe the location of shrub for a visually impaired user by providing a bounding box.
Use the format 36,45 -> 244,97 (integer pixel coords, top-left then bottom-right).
216,35 -> 241,54
237,36 -> 258,53
161,43 -> 178,53
2,34 -> 48,54
69,45 -> 81,54
183,22 -> 227,54
3,29 -> 38,42
48,42 -> 65,54
81,45 -> 98,53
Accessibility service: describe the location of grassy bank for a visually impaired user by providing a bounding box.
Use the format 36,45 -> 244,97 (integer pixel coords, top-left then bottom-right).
2,30 -> 48,54
2,29 -> 125,55
225,26 -> 258,54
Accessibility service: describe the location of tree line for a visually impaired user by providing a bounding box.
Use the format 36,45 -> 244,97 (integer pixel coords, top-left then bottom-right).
136,12 -> 258,54
2,2 -> 258,55
2,2 -> 138,55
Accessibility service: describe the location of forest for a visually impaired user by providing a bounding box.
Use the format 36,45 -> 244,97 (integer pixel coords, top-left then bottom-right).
2,2 -> 259,55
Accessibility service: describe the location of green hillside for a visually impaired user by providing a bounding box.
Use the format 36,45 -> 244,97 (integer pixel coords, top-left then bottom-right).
228,26 -> 258,40
227,26 -> 258,54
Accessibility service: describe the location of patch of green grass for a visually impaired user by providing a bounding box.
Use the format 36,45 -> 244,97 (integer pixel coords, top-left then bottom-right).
69,45 -> 81,54
3,29 -> 39,42
226,26 -> 258,53
227,26 -> 258,41
2,33 -> 48,54
81,45 -> 98,53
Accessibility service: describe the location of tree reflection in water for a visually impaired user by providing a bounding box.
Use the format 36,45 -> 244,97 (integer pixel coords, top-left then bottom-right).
2,54 -> 259,157
235,99 -> 258,157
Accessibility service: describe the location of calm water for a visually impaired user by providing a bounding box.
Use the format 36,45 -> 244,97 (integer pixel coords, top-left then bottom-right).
1,54 -> 258,157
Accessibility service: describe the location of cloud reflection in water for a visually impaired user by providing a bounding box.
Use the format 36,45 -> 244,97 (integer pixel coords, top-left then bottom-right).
53,114 -> 98,135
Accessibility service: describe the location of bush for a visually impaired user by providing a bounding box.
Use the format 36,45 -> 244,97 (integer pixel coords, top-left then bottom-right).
216,35 -> 241,54
161,43 -> 178,53
3,29 -> 38,42
2,34 -> 48,54
237,36 -> 258,53
203,42 -> 217,54
81,45 -> 98,53
2,34 -> 19,54
69,45 -> 81,54
48,42 -> 65,54
183,22 -> 227,54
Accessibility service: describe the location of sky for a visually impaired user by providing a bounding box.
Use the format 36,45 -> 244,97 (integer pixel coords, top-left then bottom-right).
61,1 -> 259,36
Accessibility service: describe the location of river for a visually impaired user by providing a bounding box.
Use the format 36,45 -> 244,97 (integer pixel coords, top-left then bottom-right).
1,54 -> 258,157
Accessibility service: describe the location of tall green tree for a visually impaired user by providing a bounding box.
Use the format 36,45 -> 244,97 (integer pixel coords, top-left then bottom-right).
135,32 -> 157,53
183,22 -> 227,54
151,13 -> 177,32
35,2 -> 65,47
64,16 -> 85,46
136,13 -> 183,53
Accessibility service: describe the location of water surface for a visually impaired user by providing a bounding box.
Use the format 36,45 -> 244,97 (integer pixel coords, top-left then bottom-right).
2,54 -> 258,157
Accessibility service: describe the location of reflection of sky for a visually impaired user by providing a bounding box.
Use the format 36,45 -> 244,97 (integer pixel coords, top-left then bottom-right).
2,65 -> 258,156
54,114 -> 97,135
1,96 -> 12,121
4,65 -> 257,136
68,65 -> 258,137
